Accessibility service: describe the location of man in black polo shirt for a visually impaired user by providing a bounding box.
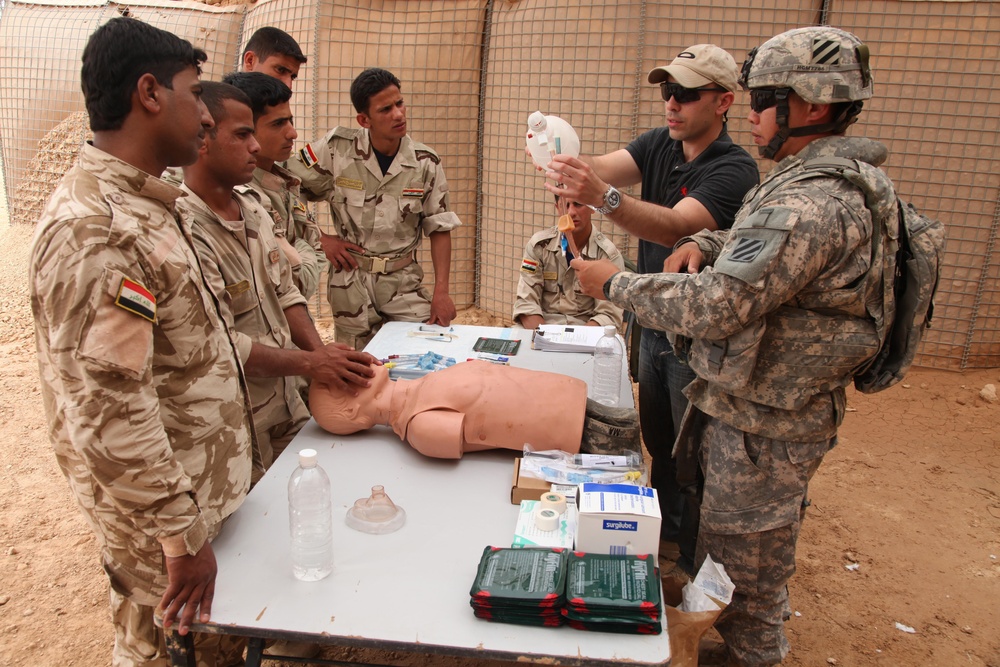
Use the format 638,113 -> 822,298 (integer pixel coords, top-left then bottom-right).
542,44 -> 759,573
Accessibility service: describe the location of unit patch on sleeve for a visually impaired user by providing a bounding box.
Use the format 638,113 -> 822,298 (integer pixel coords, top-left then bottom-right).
299,144 -> 319,169
729,237 -> 767,263
115,278 -> 156,322
520,258 -> 538,274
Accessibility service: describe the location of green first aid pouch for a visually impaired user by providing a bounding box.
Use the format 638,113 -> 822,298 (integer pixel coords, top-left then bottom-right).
565,552 -> 661,619
564,617 -> 662,635
470,546 -> 567,607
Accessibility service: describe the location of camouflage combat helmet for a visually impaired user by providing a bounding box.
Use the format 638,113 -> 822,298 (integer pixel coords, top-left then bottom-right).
739,26 -> 873,158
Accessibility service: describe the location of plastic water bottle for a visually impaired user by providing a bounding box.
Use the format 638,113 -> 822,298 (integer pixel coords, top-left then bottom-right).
591,325 -> 623,407
525,111 -> 581,171
288,448 -> 333,581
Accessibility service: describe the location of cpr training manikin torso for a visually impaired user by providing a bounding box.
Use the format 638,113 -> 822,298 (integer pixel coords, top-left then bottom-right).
310,361 -> 587,458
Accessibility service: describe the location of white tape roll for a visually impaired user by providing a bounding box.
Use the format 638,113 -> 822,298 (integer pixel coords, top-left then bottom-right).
534,508 -> 560,531
539,491 -> 567,515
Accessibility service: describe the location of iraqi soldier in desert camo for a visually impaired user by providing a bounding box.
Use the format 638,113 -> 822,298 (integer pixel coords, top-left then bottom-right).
572,26 -> 897,667
287,67 -> 461,349
29,18 -> 254,665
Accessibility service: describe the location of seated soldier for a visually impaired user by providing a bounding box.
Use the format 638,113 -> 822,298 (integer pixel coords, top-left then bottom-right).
512,194 -> 626,329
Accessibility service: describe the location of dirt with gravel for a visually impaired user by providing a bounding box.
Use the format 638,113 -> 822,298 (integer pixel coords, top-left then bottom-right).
0,220 -> 997,667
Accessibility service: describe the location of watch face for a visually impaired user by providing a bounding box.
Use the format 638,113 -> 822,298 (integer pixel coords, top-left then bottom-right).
606,188 -> 622,209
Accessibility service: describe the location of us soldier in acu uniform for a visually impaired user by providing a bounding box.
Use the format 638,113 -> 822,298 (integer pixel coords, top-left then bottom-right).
572,27 -> 895,666
288,67 -> 461,349
30,18 -> 253,665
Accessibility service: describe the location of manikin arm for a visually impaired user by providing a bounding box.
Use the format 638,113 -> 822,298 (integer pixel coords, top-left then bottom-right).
406,411 -> 465,459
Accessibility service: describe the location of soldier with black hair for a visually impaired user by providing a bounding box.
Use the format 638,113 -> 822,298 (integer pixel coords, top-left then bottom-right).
241,26 -> 307,89
30,18 -> 253,665
289,67 -> 461,349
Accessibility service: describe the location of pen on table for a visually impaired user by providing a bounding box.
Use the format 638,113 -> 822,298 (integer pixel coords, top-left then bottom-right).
468,354 -> 510,365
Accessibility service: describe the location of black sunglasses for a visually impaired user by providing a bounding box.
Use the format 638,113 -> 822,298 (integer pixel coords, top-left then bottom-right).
749,88 -> 789,113
660,82 -> 728,104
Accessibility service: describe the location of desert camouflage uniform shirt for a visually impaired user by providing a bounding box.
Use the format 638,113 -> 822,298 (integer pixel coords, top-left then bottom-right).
287,127 -> 461,341
250,164 -> 327,301
607,136 -> 895,443
513,226 -> 625,328
179,185 -> 311,472
30,144 -> 254,606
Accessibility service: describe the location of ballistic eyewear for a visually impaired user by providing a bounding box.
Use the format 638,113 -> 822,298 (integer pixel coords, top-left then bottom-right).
659,82 -> 728,104
749,88 -> 789,113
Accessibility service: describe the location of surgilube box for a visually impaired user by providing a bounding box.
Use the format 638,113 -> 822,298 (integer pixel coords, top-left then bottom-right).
574,483 -> 661,557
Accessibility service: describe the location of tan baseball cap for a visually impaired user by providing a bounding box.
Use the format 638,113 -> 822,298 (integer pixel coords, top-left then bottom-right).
648,44 -> 739,93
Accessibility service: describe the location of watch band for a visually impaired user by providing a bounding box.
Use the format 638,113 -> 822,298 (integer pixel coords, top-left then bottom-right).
595,185 -> 622,216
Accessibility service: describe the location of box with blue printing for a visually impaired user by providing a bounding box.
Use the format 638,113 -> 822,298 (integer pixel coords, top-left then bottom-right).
574,483 -> 661,558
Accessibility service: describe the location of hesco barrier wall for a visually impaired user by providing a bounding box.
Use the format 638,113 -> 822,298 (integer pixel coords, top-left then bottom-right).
0,0 -> 997,369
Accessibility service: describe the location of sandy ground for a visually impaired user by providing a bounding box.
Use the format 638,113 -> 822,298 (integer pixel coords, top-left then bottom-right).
0,219 -> 998,666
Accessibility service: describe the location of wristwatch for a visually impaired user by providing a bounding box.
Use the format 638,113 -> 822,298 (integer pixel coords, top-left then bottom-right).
594,185 -> 622,216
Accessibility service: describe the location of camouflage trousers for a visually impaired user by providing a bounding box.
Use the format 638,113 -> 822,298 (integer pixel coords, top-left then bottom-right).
109,589 -> 246,666
693,413 -> 832,667
100,520 -> 245,666
327,263 -> 431,349
250,409 -> 310,485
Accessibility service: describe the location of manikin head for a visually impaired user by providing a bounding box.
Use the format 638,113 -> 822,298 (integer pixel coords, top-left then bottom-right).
309,364 -> 393,434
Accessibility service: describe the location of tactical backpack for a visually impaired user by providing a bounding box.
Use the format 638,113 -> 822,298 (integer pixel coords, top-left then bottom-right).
800,157 -> 946,393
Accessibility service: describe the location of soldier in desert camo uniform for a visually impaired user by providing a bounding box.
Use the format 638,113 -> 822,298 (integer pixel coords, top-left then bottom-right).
288,67 -> 461,349
30,18 -> 254,666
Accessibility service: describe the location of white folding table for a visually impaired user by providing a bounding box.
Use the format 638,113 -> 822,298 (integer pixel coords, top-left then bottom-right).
167,323 -> 667,666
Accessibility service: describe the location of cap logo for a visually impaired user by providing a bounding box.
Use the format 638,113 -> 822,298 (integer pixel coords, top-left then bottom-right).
676,51 -> 697,59
812,38 -> 841,65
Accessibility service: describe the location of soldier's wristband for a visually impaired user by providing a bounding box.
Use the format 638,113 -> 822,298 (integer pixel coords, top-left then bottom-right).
603,275 -> 615,300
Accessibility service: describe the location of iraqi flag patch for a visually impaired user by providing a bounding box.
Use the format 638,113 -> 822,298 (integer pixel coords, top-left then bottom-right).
402,187 -> 424,198
115,278 -> 156,322
520,258 -> 538,274
299,144 -> 319,169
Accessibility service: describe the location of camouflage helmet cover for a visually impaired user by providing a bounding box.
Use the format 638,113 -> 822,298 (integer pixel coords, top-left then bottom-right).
739,26 -> 873,103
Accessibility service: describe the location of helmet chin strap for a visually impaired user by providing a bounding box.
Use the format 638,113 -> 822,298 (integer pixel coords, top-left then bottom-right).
759,91 -> 864,159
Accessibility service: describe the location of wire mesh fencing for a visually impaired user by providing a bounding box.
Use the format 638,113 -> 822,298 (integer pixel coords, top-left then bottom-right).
0,0 -> 996,369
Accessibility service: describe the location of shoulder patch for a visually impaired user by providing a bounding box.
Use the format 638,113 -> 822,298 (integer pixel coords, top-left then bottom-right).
729,237 -> 767,263
521,258 -> 538,274
714,206 -> 798,287
115,278 -> 156,322
402,187 -> 424,197
299,144 -> 319,169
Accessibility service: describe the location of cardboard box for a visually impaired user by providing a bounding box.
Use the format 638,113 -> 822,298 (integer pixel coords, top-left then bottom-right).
574,483 -> 661,557
510,457 -> 553,505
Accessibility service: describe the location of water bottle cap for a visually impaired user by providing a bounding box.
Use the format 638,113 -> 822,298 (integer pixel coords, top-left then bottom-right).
527,110 -> 547,132
298,448 -> 318,467
603,325 -> 617,336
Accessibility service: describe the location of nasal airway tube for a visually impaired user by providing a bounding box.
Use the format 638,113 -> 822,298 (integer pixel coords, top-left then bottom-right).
535,508 -> 559,531
539,492 -> 567,515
